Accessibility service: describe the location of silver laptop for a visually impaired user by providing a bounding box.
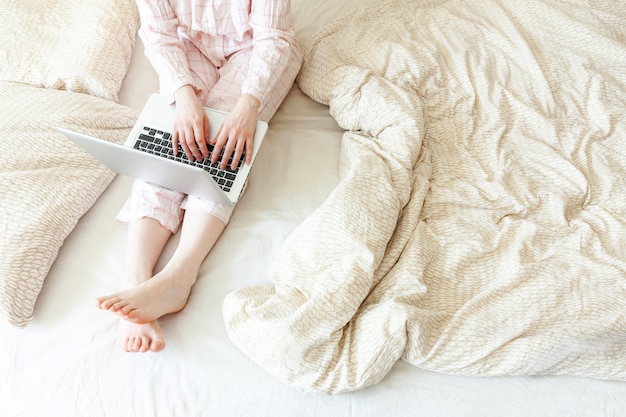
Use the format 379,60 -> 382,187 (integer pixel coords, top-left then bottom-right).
57,93 -> 268,206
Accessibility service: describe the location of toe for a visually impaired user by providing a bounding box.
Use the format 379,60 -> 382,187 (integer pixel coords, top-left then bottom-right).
96,296 -> 117,309
110,299 -> 129,312
139,337 -> 150,353
101,297 -> 121,310
125,309 -> 149,324
151,339 -> 165,352
94,298 -> 105,309
131,337 -> 142,352
119,304 -> 135,315
122,311 -> 143,324
120,337 -> 131,352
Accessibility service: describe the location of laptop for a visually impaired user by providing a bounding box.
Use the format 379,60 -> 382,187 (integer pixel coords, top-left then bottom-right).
56,93 -> 268,207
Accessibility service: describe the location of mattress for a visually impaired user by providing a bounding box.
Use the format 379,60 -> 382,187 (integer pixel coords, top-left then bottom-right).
2,0 -> 626,416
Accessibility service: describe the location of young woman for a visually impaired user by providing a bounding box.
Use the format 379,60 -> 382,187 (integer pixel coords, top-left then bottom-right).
94,0 -> 303,353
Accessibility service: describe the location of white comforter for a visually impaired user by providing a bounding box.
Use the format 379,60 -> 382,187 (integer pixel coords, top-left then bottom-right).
224,0 -> 626,394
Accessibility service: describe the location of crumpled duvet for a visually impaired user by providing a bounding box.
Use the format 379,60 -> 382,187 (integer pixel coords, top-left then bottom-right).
223,0 -> 626,394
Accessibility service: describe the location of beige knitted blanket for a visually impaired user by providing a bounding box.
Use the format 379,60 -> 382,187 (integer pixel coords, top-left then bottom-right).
0,83 -> 137,327
224,0 -> 626,393
0,0 -> 139,327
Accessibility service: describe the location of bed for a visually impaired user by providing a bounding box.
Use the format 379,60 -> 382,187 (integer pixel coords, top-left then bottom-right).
1,0 -> 625,415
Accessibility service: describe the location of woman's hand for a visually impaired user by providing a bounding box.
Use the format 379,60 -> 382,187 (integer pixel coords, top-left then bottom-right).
172,85 -> 210,162
211,94 -> 260,170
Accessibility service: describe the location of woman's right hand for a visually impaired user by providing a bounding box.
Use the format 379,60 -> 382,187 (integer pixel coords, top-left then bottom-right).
172,84 -> 210,162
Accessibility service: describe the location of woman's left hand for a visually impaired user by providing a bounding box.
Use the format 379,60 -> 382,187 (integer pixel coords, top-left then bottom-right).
211,94 -> 260,170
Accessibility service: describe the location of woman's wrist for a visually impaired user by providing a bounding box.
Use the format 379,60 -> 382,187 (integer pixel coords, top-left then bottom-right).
173,84 -> 196,102
239,93 -> 260,113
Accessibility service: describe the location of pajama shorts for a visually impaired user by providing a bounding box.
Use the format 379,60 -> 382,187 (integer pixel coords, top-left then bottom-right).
116,180 -> 234,233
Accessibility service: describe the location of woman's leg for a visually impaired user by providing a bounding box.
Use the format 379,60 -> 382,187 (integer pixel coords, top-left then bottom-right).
95,209 -> 226,325
114,217 -> 171,353
96,181 -> 185,352
204,47 -> 302,122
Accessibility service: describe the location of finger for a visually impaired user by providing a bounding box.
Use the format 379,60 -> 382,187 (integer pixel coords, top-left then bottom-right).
184,126 -> 201,161
172,131 -> 179,156
179,131 -> 193,161
231,137 -> 245,170
211,127 -> 226,164
245,135 -> 253,165
220,134 -> 237,170
204,116 -> 211,157
195,119 -> 209,159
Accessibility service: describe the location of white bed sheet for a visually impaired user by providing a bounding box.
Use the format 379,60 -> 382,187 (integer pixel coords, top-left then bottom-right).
1,36 -> 626,417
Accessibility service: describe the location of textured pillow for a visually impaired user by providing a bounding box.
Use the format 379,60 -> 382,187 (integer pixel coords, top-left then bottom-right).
291,0 -> 377,47
0,0 -> 139,102
0,82 -> 138,327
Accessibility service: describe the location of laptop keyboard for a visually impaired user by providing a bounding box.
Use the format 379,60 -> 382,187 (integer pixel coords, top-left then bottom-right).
133,125 -> 244,193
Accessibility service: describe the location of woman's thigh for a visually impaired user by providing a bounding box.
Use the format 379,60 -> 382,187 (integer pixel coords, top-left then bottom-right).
182,39 -> 221,102
204,47 -> 301,122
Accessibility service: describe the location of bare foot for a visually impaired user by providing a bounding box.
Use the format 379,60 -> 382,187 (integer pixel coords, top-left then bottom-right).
118,319 -> 166,353
95,266 -> 196,324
